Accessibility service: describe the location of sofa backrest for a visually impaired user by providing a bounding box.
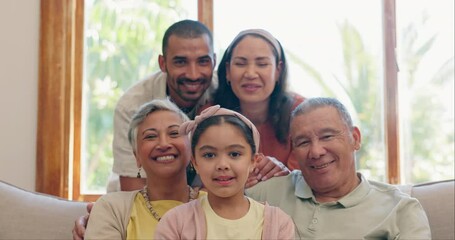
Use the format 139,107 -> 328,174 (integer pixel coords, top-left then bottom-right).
411,180 -> 454,240
0,180 -> 88,240
1,179 -> 453,239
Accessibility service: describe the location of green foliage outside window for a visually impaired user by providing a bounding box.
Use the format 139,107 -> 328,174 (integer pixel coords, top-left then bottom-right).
83,0 -> 188,193
398,12 -> 454,183
287,21 -> 386,181
82,1 -> 453,193
288,14 -> 453,183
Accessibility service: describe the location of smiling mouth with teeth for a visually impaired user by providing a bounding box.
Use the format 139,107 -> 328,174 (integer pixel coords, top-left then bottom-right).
155,155 -> 175,162
312,160 -> 335,169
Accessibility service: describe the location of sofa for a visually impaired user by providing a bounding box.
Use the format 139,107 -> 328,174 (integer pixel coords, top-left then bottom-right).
1,179 -> 454,239
0,180 -> 87,240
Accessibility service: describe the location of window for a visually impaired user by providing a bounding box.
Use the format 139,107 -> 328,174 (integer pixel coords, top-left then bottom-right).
396,0 -> 454,183
213,0 -> 454,184
81,0 -> 198,194
214,0 -> 387,182
37,0 -> 209,200
37,0 -> 453,200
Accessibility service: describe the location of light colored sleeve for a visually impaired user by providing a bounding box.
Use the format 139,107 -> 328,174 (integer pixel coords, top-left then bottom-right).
245,181 -> 266,202
112,72 -> 167,179
277,209 -> 296,240
153,209 -> 182,240
262,203 -> 295,240
112,102 -> 139,178
155,200 -> 205,239
85,194 -> 130,240
398,198 -> 432,239
245,175 -> 280,203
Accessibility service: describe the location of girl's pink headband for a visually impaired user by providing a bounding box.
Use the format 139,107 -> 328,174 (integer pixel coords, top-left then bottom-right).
179,105 -> 260,153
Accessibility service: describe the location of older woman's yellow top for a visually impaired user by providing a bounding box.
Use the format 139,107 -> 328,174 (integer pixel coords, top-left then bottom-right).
127,191 -> 206,240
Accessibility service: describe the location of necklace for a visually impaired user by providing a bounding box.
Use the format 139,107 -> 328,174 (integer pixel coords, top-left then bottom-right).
140,185 -> 198,221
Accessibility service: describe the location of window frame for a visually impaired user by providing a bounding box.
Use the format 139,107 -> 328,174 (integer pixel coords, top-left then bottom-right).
37,0 -> 397,200
37,0 -> 84,200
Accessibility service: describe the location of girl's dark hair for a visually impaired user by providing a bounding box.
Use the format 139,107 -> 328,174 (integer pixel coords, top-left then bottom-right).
191,115 -> 256,156
214,33 -> 293,144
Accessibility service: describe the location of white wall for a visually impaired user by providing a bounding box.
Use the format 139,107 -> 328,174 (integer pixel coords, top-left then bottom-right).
0,0 -> 39,191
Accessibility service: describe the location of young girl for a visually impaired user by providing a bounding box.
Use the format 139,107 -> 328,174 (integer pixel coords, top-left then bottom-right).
154,105 -> 295,239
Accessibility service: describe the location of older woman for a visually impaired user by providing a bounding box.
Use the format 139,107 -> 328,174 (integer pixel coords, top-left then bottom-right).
84,99 -> 204,239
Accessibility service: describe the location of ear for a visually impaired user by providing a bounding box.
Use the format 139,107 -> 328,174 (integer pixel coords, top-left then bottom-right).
158,55 -> 166,73
212,53 -> 217,69
274,60 -> 283,84
190,156 -> 198,173
134,151 -> 142,168
352,126 -> 362,150
251,153 -> 261,172
277,60 -> 283,72
225,62 -> 231,83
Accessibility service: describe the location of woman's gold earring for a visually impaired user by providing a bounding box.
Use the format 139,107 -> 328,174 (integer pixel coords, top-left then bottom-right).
137,167 -> 142,178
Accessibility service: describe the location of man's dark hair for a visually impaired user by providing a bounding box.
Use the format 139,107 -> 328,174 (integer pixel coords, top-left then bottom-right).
162,19 -> 214,55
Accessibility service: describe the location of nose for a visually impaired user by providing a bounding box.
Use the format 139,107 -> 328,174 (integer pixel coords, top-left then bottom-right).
186,62 -> 200,80
308,140 -> 327,159
216,156 -> 230,171
157,136 -> 171,151
244,64 -> 258,79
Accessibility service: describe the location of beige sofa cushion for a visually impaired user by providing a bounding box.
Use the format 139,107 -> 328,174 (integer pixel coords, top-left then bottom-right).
1,179 -> 453,239
0,180 -> 87,240
412,180 -> 455,240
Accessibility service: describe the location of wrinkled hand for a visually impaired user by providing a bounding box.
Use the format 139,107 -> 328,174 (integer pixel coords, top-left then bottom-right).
245,155 -> 290,188
72,202 -> 93,240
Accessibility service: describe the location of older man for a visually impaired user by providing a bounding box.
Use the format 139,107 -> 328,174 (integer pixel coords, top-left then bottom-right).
246,97 -> 431,239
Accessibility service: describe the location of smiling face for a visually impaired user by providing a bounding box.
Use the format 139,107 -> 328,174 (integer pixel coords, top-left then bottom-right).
226,35 -> 281,106
192,123 -> 255,200
290,106 -> 361,199
135,110 -> 191,180
159,34 -> 216,109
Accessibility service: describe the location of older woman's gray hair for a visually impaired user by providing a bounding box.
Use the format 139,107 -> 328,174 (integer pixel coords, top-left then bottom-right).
128,99 -> 190,153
